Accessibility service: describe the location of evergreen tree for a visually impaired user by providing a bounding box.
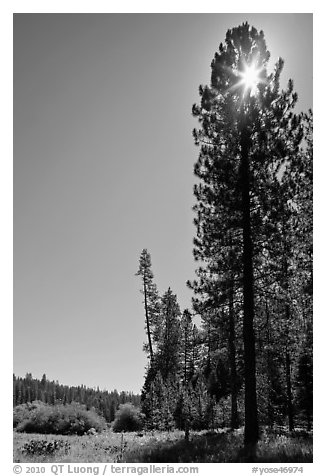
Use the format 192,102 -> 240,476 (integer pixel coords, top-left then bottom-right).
191,22 -> 305,455
156,288 -> 181,381
180,309 -> 194,383
13,374 -> 140,423
295,342 -> 313,431
136,249 -> 161,363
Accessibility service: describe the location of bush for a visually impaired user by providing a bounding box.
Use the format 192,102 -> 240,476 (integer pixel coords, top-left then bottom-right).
21,439 -> 70,456
14,401 -> 107,435
112,403 -> 144,432
14,401 -> 44,429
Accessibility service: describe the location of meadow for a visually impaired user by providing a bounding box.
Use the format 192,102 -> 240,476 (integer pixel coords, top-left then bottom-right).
13,427 -> 313,463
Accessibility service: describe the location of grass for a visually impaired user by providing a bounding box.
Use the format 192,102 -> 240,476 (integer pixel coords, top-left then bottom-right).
13,430 -> 185,463
255,428 -> 313,463
13,427 -> 313,463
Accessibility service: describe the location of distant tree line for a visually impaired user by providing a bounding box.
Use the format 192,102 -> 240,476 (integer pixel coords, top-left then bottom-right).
13,373 -> 141,423
136,23 -> 312,450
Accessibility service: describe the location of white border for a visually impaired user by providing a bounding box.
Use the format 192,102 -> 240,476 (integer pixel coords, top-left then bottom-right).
3,2 -> 323,474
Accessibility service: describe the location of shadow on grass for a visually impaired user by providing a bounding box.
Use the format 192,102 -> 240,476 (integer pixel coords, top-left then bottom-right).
124,430 -> 313,463
125,431 -> 241,463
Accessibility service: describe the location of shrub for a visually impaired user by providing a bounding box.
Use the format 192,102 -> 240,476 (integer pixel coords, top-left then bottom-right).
13,401 -> 45,428
112,403 -> 144,432
14,401 -> 107,435
21,439 -> 70,456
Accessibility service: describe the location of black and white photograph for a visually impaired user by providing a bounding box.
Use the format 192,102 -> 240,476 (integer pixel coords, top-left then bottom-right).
12,10 -> 314,466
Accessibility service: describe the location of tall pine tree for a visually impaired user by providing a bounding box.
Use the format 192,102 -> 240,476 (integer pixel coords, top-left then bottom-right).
191,22 -> 304,455
136,249 -> 161,363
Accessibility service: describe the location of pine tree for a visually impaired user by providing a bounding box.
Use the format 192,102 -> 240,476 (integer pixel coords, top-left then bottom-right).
136,249 -> 160,363
191,22 -> 305,455
296,342 -> 313,431
156,288 -> 181,381
180,309 -> 194,383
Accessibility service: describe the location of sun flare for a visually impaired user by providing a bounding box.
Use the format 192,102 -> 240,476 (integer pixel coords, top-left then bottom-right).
243,65 -> 260,88
238,62 -> 263,95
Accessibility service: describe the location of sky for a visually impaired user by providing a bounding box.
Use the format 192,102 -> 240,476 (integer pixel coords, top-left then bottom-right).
13,13 -> 312,394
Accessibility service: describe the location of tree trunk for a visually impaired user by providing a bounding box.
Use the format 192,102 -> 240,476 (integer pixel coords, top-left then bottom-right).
184,323 -> 188,383
285,337 -> 294,432
229,276 -> 239,429
143,277 -> 153,362
185,418 -> 190,441
283,240 -> 294,432
240,122 -> 259,452
265,302 -> 275,428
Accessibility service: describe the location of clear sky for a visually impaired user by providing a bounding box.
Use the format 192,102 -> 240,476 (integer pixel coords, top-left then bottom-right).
13,13 -> 312,393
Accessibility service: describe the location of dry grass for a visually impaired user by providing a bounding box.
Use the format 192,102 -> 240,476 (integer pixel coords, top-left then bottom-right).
256,428 -> 313,463
13,427 -> 313,463
13,430 -> 184,463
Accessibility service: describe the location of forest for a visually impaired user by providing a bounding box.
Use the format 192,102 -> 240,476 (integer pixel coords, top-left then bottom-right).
14,22 -> 312,463
135,22 -> 312,458
13,373 -> 140,423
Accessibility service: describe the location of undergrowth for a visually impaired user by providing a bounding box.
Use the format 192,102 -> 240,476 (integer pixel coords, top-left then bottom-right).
14,427 -> 312,463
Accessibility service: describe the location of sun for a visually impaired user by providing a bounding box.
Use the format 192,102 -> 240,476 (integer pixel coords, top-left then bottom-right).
242,64 -> 260,88
239,62 -> 262,95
